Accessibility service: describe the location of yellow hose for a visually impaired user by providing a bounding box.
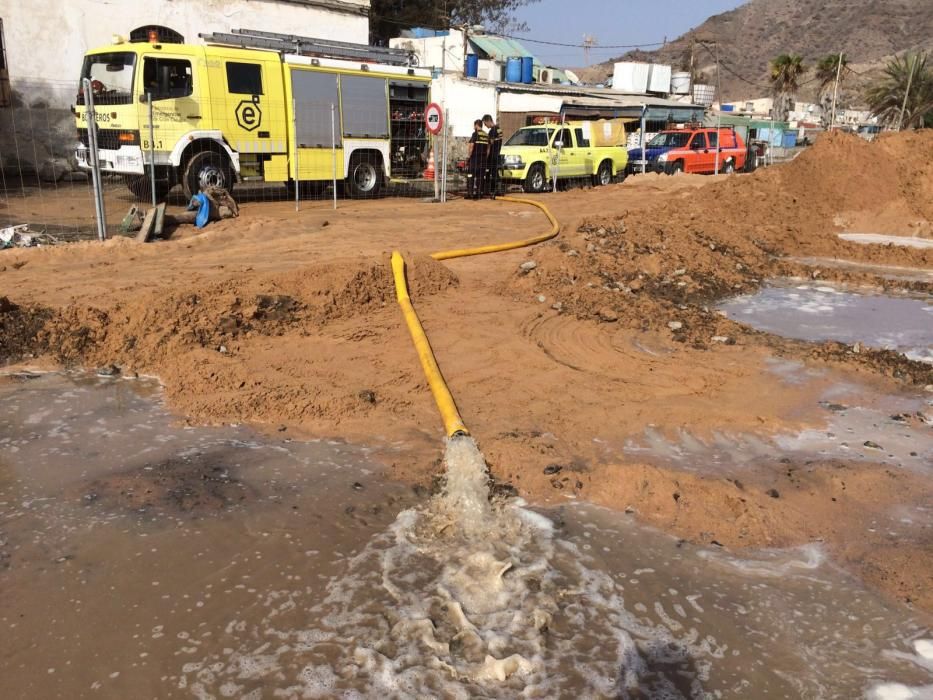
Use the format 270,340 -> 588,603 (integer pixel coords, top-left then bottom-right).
391,251 -> 469,437
430,196 -> 561,261
391,196 -> 559,438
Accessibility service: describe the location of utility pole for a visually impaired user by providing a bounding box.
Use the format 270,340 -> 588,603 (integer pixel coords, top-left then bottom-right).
713,41 -> 722,175
690,40 -> 696,85
583,35 -> 597,66
896,53 -> 915,131
829,52 -> 844,130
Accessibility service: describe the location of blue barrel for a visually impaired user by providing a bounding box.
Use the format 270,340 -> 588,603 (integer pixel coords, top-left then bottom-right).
464,54 -> 479,78
505,57 -> 522,83
521,56 -> 534,83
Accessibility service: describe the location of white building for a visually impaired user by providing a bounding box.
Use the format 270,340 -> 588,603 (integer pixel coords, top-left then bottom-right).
0,0 -> 369,177
0,0 -> 370,107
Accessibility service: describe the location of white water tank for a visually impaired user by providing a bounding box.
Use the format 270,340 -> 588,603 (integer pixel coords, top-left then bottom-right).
477,59 -> 501,81
671,71 -> 691,95
648,64 -> 672,93
693,83 -> 715,106
612,62 -> 650,93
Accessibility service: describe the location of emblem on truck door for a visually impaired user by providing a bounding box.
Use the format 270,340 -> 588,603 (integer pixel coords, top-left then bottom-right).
235,95 -> 262,132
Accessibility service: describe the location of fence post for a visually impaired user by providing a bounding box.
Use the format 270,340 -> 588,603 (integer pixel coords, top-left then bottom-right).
552,114 -> 565,192
432,131 -> 440,202
331,102 -> 337,210
293,98 -> 299,211
441,108 -> 449,203
82,78 -> 107,241
640,104 -> 647,175
147,93 -> 156,206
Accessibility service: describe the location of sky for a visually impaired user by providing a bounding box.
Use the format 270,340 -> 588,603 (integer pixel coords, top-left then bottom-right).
511,0 -> 746,68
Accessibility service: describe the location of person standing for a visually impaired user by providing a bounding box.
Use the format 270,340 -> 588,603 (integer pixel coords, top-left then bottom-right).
466,119 -> 488,200
483,114 -> 502,198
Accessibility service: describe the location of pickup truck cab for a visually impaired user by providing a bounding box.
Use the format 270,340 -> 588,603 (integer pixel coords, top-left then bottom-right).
628,127 -> 748,175
499,121 -> 628,193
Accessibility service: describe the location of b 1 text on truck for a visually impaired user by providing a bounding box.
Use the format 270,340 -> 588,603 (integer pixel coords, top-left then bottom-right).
74,26 -> 433,200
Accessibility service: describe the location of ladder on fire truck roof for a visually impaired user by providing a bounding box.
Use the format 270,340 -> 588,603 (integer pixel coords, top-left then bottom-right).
199,28 -> 417,67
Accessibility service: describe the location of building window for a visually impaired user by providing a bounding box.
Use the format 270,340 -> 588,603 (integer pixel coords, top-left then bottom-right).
226,62 -> 263,95
142,57 -> 192,100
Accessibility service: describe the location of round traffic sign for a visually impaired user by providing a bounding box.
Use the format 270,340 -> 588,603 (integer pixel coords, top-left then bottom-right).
425,102 -> 443,135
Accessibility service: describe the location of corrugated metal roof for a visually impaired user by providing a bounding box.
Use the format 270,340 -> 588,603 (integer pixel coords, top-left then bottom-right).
469,35 -> 534,61
469,35 -> 572,84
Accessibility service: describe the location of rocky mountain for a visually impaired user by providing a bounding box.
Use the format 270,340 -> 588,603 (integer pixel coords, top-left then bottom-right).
576,0 -> 933,103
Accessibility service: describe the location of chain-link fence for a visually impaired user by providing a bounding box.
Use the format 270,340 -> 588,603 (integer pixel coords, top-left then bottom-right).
2,77 -> 495,247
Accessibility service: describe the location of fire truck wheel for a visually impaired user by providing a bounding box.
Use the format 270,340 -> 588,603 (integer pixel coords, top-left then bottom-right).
124,175 -> 171,202
184,151 -> 233,199
346,154 -> 382,199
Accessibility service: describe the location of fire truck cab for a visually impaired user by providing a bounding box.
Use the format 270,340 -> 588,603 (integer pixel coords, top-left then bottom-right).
74,26 -> 432,200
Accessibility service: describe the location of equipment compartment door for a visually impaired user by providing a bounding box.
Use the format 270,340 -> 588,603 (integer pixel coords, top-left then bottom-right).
205,57 -> 288,167
288,67 -> 344,181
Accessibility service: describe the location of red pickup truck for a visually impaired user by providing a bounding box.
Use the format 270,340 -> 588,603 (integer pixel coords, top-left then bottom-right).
629,127 -> 752,175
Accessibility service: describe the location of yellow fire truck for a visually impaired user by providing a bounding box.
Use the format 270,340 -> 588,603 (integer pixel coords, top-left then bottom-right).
74,26 -> 433,199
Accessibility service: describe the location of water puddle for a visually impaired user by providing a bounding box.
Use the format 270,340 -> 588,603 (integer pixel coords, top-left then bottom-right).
625,358 -> 932,474
791,257 -> 933,284
838,233 -> 933,250
718,280 -> 933,364
1,373 -> 931,698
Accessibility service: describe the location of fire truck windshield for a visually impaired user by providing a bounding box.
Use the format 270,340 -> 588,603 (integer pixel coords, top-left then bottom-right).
78,52 -> 136,105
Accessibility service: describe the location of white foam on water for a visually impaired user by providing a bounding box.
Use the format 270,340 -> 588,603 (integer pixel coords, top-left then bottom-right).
866,682 -> 933,700
697,543 -> 825,578
177,436 -> 723,697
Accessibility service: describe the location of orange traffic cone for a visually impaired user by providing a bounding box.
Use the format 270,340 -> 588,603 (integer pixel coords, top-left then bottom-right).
423,149 -> 435,180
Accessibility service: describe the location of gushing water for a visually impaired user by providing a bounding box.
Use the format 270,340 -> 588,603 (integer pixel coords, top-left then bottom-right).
182,436 -> 688,697
5,375 -> 930,698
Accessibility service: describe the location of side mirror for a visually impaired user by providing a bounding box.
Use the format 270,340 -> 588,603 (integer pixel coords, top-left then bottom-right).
553,140 -> 563,148
139,94 -> 150,103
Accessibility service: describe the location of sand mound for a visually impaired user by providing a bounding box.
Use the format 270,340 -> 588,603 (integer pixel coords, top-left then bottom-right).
505,131 -> 933,383
30,255 -> 457,369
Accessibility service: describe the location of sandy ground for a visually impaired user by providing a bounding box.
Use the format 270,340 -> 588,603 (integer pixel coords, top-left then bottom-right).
1,131 -> 931,610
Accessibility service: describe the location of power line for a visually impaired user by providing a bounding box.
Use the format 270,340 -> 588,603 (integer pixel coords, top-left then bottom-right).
500,33 -> 666,50
369,12 -> 669,51
696,41 -> 824,93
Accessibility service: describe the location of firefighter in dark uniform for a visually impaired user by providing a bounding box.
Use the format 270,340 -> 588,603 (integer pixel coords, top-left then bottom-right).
483,114 -> 502,198
466,119 -> 488,199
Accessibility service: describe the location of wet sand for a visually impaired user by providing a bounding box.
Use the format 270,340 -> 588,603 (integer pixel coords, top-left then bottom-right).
1,131 -> 932,616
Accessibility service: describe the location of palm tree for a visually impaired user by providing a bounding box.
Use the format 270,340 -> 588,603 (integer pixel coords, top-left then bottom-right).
865,51 -> 933,130
769,54 -> 806,121
816,53 -> 848,127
